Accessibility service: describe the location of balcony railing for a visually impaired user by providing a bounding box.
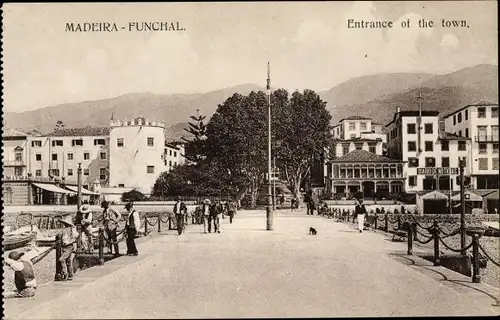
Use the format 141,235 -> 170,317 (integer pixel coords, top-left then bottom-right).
475,135 -> 499,142
3,160 -> 26,166
2,175 -> 78,185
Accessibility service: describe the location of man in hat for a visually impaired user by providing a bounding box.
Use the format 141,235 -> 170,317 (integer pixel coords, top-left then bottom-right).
102,200 -> 121,256
4,247 -> 41,298
125,202 -> 141,256
173,196 -> 187,235
202,199 -> 211,233
354,198 -> 367,233
59,215 -> 79,280
76,204 -> 94,253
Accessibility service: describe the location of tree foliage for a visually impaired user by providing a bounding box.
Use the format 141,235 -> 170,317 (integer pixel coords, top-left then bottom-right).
182,110 -> 207,163
54,120 -> 65,132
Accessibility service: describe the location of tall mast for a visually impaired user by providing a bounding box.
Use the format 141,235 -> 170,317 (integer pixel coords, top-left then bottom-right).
417,83 -> 423,154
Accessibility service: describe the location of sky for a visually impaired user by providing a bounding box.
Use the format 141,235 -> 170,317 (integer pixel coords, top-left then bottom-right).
2,1 -> 498,112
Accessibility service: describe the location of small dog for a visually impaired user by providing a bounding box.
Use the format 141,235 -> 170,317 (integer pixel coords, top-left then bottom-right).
309,227 -> 317,235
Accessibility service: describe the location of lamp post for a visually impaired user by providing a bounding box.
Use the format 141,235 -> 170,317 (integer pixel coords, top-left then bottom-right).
266,62 -> 273,231
459,158 -> 466,255
77,163 -> 82,209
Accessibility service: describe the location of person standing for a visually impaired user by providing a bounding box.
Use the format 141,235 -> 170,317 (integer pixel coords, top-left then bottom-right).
213,200 -> 222,233
355,199 -> 367,233
75,204 -> 93,253
173,197 -> 187,235
125,202 -> 140,256
228,200 -> 236,224
4,249 -> 40,298
102,201 -> 121,256
58,215 -> 79,280
291,197 -> 296,211
202,199 -> 211,233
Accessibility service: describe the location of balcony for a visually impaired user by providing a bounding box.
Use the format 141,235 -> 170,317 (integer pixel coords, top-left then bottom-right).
3,160 -> 26,167
475,135 -> 499,142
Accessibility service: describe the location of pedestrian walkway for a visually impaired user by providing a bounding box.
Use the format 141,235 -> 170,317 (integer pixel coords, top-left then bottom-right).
4,209 -> 499,318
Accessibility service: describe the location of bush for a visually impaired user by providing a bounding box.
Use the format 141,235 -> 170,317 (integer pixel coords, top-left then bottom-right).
121,189 -> 146,203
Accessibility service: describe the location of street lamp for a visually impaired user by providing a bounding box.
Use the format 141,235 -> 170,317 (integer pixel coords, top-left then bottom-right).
459,158 -> 466,255
266,62 -> 274,231
77,163 -> 82,209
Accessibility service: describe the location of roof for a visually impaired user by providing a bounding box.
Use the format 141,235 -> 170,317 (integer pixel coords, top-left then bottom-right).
333,137 -> 382,143
385,110 -> 440,127
45,127 -> 110,137
420,190 -> 449,200
339,115 -> 373,122
484,190 -> 499,200
165,143 -> 180,150
330,150 -> 400,163
443,100 -> 498,119
3,128 -> 29,137
437,131 -> 470,141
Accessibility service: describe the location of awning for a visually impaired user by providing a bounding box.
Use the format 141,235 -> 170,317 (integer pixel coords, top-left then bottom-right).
33,183 -> 77,195
484,190 -> 499,200
66,185 -> 100,196
451,191 -> 483,201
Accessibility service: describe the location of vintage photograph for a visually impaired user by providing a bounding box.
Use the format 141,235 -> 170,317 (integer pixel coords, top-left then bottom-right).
1,1 -> 499,318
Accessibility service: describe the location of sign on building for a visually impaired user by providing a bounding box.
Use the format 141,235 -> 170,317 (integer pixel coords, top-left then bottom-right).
416,167 -> 459,175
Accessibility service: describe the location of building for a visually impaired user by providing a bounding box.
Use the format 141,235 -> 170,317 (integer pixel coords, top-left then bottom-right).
2,128 -> 30,177
385,107 -> 471,193
108,117 -> 167,194
332,116 -> 386,143
165,142 -> 186,172
443,101 -> 499,190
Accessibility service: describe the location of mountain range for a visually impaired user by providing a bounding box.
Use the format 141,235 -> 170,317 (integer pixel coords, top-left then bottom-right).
4,64 -> 497,140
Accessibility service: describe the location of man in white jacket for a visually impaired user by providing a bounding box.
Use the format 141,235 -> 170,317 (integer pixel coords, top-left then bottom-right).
125,202 -> 141,256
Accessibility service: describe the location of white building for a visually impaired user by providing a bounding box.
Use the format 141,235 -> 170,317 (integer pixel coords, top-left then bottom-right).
108,117 -> 167,195
386,108 -> 470,193
165,142 -> 186,172
443,101 -> 499,190
332,116 -> 386,143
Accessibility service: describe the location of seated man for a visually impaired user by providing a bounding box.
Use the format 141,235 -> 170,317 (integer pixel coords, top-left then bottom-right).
4,247 -> 41,298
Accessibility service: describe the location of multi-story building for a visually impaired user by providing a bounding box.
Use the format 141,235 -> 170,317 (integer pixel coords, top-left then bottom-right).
332,116 -> 386,142
2,128 -> 30,177
386,107 -> 470,193
443,101 -> 499,190
165,142 -> 186,172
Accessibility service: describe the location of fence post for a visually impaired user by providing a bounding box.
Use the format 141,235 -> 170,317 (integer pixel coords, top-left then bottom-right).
397,215 -> 401,230
352,211 -> 355,223
407,223 -> 413,255
98,228 -> 104,265
471,233 -> 481,283
433,220 -> 440,266
374,215 -> 378,231
385,213 -> 388,232
54,235 -> 64,281
158,216 -> 161,233
144,216 -> 148,235
169,216 -> 173,230
413,222 -> 417,241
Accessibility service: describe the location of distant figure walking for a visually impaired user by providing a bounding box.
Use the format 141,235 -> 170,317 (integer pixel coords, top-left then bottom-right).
291,197 -> 296,211
355,199 -> 367,233
227,200 -> 237,224
173,197 -> 188,235
125,202 -> 140,256
202,199 -> 211,233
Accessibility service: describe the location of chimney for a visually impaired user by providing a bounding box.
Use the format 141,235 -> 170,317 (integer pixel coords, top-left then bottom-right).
396,105 -> 401,113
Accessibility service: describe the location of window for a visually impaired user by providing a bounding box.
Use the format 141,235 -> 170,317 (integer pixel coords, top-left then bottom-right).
118,184 -> 125,187
479,143 -> 487,154
117,138 -> 124,147
100,152 -> 107,160
459,157 -> 467,167
147,137 -> 154,147
72,139 -> 83,147
173,151 -> 177,157
492,126 -> 499,140
100,168 -> 106,180
478,158 -> 488,170
342,144 -> 349,156
458,141 -> 466,151
36,154 -> 42,161
52,153 -> 58,161
169,160 -> 172,167
425,157 -> 436,167
52,140 -> 63,147
84,152 -> 90,160
68,169 -> 73,176
478,107 -> 486,118
349,122 -> 355,130
355,143 -> 363,151
441,140 -> 449,151
32,140 -> 42,147
493,143 -> 499,154
407,141 -> 417,152
409,176 -> 417,187
424,123 -> 433,134
493,158 -> 499,171
83,169 -> 89,176
458,130 -> 462,137
67,153 -> 73,160
465,109 -> 468,120
407,123 -> 416,134
441,157 -> 450,167
408,158 -> 419,167
14,167 -> 23,176
35,169 -> 42,177
94,139 -> 106,146
369,144 -> 376,154
169,150 -> 172,156
360,122 -> 367,130
52,169 -> 60,176
147,166 -> 155,174
15,152 -> 23,162
465,128 -> 469,138
457,113 -> 462,123
425,141 -> 433,151
492,107 -> 499,118
453,115 -> 456,125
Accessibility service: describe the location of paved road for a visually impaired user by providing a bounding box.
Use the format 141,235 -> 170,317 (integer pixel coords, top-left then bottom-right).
8,209 -> 500,318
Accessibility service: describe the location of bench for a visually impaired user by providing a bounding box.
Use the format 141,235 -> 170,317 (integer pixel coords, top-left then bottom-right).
392,222 -> 410,242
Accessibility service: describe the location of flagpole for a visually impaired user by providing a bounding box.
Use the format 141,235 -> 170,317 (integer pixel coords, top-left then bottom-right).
266,62 -> 274,231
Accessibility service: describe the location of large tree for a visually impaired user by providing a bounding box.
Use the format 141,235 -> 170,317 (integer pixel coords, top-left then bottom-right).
182,109 -> 207,163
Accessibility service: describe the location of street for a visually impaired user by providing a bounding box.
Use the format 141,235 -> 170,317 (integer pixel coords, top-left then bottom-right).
5,209 -> 499,318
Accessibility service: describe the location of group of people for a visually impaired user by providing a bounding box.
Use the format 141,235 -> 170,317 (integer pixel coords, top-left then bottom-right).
176,197 -> 238,234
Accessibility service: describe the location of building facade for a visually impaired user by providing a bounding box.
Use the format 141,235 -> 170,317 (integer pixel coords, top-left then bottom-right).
332,116 -> 386,143
385,108 -> 470,193
2,129 -> 30,178
443,101 -> 499,190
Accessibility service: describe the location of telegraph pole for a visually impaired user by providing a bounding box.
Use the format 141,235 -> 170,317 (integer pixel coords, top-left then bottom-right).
459,158 -> 466,255
273,157 -> 276,210
77,163 -> 82,209
266,62 -> 274,230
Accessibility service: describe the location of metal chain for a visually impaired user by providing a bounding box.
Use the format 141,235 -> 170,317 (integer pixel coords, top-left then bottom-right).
478,243 -> 500,268
414,230 -> 434,244
438,227 -> 461,239
146,218 -> 158,227
31,244 -> 57,265
101,232 -> 127,245
414,221 -> 434,231
438,237 -> 473,253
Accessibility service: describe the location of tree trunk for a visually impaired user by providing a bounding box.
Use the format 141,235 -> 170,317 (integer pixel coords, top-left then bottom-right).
291,172 -> 304,207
